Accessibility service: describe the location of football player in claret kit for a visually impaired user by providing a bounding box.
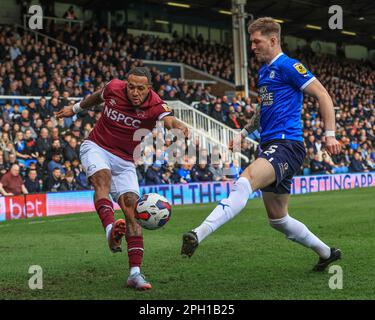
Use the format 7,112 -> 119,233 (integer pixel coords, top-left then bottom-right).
57,67 -> 188,290
182,17 -> 342,272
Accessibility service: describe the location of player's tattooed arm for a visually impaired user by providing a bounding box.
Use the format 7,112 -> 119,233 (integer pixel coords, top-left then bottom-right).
240,105 -> 261,138
163,116 -> 189,139
79,91 -> 104,109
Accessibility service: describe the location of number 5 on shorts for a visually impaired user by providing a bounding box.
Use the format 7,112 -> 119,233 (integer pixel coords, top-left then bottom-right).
263,145 -> 278,156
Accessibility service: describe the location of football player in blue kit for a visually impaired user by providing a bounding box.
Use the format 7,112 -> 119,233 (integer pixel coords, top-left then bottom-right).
181,17 -> 342,271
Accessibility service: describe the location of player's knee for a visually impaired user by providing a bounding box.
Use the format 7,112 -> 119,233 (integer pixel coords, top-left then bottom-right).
122,192 -> 138,208
241,168 -> 257,190
91,170 -> 111,190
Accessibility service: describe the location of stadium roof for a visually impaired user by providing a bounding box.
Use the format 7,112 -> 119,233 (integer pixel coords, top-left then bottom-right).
67,0 -> 375,47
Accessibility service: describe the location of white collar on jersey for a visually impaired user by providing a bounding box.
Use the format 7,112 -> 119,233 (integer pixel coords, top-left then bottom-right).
268,52 -> 284,66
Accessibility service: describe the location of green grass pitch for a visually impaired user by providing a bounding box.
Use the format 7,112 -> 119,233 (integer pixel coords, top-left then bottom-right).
0,187 -> 374,300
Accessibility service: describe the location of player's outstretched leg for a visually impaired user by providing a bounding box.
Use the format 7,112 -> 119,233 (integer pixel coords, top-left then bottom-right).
269,214 -> 342,271
91,170 -> 127,253
181,176 -> 252,257
94,199 -> 127,253
181,158 -> 275,258
118,192 -> 152,290
264,192 -> 341,271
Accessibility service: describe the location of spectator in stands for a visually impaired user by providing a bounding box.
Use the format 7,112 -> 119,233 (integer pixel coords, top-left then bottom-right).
47,152 -> 64,173
306,135 -> 317,153
209,161 -> 226,181
196,98 -> 209,114
364,155 -> 375,171
63,6 -> 77,20
135,160 -> 146,186
177,158 -> 193,184
192,160 -> 213,182
24,168 -> 42,193
81,109 -> 96,128
37,97 -> 52,120
161,164 -> 178,184
36,154 -> 48,179
63,137 -> 80,162
43,167 -> 62,192
349,152 -> 369,173
60,170 -> 78,191
321,153 -> 334,174
0,164 -> 28,196
35,128 -> 52,158
0,132 -> 13,162
5,153 -> 19,171
310,154 -> 325,175
9,42 -> 21,61
14,131 -> 34,167
210,104 -> 225,123
145,161 -> 163,185
227,107 -> 241,129
48,139 -> 63,160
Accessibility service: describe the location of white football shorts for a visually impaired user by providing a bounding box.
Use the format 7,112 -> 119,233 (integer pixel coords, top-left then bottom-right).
80,140 -> 140,202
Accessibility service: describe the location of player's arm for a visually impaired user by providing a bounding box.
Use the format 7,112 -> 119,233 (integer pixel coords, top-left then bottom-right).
163,116 -> 189,139
56,91 -> 103,118
303,79 -> 341,155
228,106 -> 260,151
240,106 -> 261,138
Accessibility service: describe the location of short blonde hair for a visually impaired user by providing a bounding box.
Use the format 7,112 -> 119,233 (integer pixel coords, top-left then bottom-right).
248,17 -> 281,41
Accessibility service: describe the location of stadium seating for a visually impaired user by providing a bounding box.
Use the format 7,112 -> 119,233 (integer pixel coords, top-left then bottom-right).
0,24 -> 374,194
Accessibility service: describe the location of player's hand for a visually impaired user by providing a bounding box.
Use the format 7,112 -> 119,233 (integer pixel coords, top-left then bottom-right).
325,137 -> 341,155
56,105 -> 74,118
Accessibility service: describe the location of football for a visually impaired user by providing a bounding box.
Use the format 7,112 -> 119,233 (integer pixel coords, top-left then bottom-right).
135,193 -> 172,230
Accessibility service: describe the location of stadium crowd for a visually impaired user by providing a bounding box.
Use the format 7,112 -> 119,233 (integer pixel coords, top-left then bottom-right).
0,24 -> 374,195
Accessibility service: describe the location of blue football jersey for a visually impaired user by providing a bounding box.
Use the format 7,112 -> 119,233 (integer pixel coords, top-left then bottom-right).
257,53 -> 316,143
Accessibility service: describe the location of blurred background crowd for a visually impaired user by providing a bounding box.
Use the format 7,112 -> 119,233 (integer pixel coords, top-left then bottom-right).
0,23 -> 374,195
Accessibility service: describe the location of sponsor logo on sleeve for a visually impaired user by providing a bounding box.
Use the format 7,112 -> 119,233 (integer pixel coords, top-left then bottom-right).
293,62 -> 307,74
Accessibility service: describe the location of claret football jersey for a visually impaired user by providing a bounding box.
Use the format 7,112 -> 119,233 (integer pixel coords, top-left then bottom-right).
87,79 -> 172,162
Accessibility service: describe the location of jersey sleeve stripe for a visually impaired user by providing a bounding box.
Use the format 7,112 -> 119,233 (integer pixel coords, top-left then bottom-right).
300,76 -> 316,91
158,111 -> 173,120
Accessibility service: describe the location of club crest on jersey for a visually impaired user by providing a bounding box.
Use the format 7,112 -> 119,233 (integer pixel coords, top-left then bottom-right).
293,63 -> 307,74
136,110 -> 146,118
269,71 -> 275,79
108,98 -> 116,106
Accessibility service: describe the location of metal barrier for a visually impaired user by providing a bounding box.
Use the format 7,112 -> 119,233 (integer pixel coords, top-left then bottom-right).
168,100 -> 258,163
